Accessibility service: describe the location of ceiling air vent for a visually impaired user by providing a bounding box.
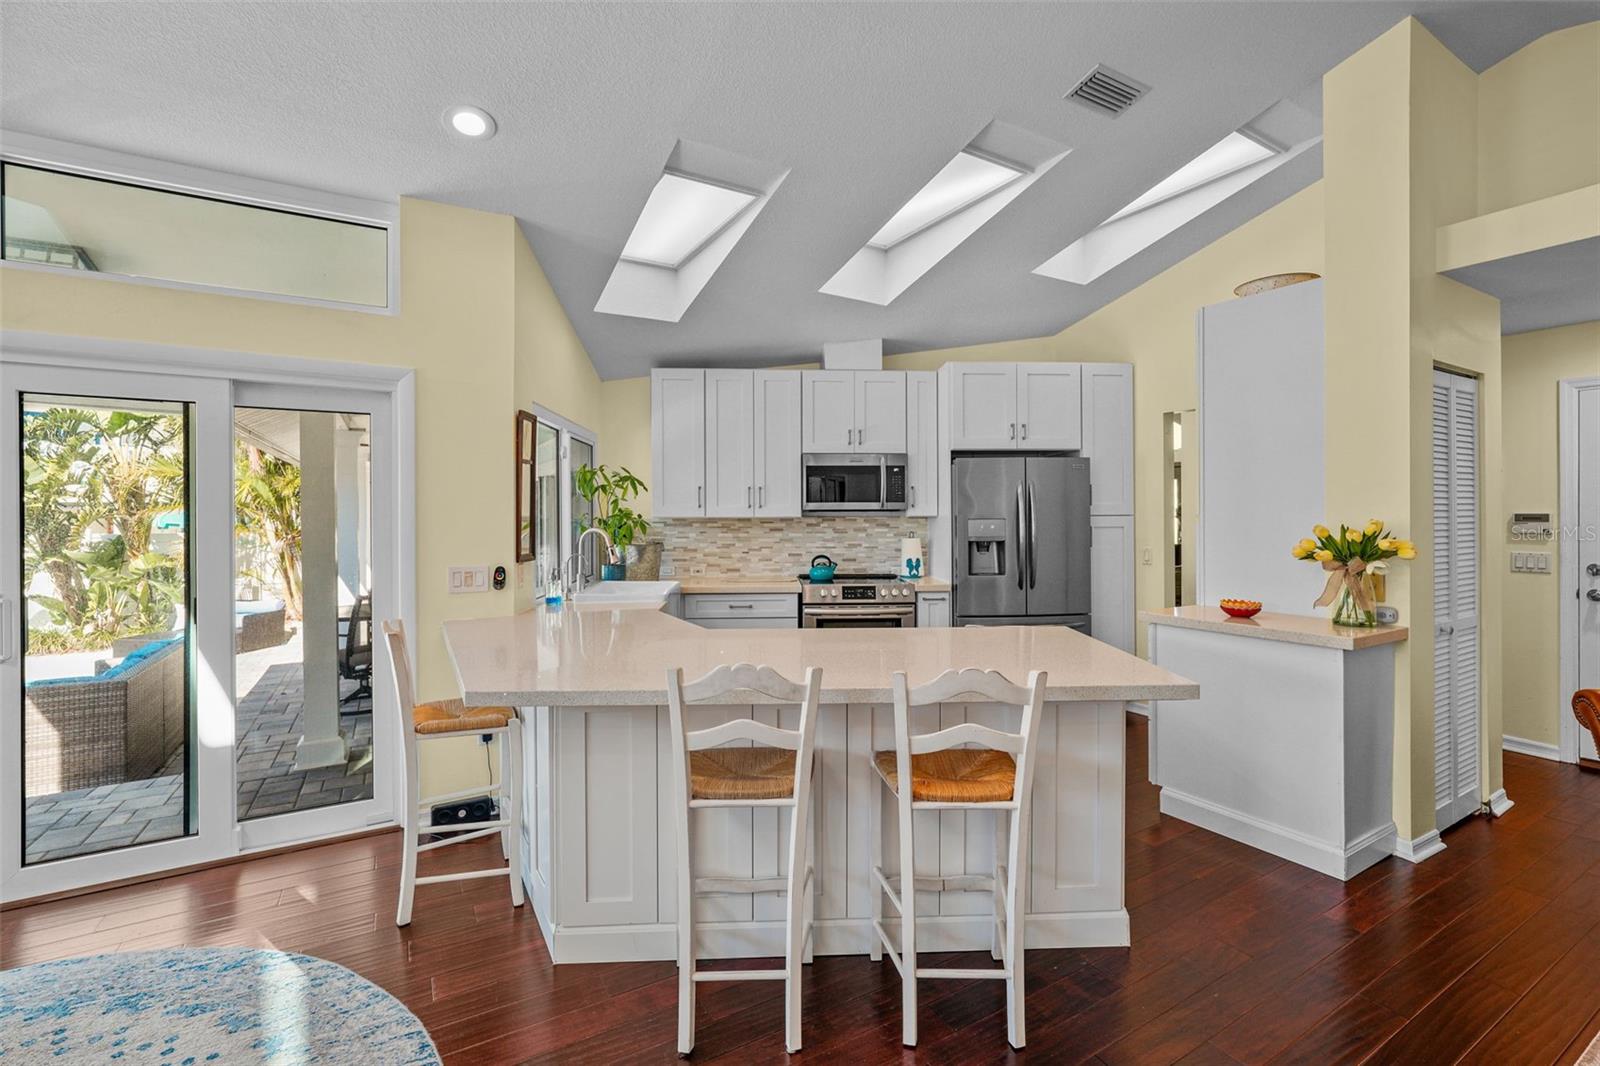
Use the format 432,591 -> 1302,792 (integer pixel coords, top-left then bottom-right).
1065,65 -> 1149,118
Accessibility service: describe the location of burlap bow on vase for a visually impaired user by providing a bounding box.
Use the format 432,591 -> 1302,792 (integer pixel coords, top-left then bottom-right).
1313,557 -> 1376,611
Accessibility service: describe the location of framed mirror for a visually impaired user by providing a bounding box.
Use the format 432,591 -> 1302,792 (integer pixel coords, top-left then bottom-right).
515,410 -> 536,562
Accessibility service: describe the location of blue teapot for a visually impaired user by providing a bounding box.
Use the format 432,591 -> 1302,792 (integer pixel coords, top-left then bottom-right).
808,554 -> 838,583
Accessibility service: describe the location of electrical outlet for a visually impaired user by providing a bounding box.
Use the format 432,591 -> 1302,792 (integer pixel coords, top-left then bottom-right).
448,565 -> 492,593
689,565 -> 707,576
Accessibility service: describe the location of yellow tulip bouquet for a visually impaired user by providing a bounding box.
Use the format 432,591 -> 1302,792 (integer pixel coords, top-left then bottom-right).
1292,521 -> 1415,627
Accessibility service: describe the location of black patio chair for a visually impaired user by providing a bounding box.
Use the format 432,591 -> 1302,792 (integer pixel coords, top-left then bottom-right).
338,593 -> 373,714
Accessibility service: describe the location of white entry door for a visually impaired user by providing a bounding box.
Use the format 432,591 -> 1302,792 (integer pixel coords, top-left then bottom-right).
1566,379 -> 1600,763
1432,369 -> 1481,830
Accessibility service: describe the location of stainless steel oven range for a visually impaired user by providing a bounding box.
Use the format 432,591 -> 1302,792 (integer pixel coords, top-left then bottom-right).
799,572 -> 916,628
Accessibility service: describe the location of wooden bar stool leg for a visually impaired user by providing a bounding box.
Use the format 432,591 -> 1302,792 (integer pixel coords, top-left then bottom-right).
506,719 -> 525,908
869,780 -> 883,962
396,733 -> 421,927
676,793 -> 696,1055
1005,800 -> 1029,1049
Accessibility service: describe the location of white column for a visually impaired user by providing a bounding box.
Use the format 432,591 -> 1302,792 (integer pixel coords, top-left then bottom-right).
295,412 -> 347,771
334,424 -> 362,607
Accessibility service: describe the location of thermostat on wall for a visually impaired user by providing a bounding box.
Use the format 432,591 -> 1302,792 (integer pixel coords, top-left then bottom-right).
1508,513 -> 1552,540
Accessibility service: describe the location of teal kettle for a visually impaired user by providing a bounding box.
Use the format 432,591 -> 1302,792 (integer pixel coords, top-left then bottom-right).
808,554 -> 838,583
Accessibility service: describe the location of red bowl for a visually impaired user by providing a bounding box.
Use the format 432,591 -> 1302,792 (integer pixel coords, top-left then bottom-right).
1220,602 -> 1262,619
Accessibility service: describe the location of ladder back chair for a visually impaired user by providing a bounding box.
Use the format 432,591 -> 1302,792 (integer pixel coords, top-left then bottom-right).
666,663 -> 822,1056
870,667 -> 1046,1049
381,620 -> 524,927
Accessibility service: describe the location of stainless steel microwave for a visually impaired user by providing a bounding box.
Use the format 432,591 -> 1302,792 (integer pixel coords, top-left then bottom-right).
802,453 -> 908,514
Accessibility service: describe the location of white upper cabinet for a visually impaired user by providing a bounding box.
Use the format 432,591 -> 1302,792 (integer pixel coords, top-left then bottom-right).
651,368 -> 706,517
948,363 -> 1019,449
855,371 -> 908,452
802,370 -> 906,453
704,369 -> 755,516
1017,363 -> 1082,450
753,370 -> 802,517
905,371 -> 938,516
800,371 -> 856,453
1080,362 -> 1134,515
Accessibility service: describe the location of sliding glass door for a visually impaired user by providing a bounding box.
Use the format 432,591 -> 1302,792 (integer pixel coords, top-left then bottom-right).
1,365 -> 235,898
1,360 -> 401,900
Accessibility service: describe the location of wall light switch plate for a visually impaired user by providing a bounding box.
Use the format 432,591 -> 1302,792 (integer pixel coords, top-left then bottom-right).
448,566 -> 491,593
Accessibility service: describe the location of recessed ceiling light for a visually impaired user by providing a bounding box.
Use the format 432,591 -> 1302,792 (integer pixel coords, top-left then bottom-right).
1104,131 -> 1274,224
867,150 -> 1025,250
619,171 -> 758,269
445,105 -> 496,139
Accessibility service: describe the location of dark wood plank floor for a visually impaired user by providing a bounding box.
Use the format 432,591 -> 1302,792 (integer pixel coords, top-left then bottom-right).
5,714 -> 1600,1064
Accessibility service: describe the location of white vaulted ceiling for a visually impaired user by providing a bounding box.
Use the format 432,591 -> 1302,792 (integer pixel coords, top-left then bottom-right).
2,2 -> 1593,378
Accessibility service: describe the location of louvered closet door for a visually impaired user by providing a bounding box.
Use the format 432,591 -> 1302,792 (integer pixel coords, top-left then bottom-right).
1432,369 -> 1481,831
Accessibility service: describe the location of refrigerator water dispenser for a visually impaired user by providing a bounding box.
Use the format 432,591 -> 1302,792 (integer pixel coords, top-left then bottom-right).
966,518 -> 1008,575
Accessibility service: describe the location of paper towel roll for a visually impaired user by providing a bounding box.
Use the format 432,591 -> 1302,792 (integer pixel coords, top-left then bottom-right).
900,537 -> 924,581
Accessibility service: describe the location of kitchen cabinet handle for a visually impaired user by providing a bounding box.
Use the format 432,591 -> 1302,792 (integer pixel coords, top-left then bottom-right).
1587,589 -> 1600,602
1021,423 -> 1028,440
697,485 -> 703,508
747,485 -> 752,507
728,603 -> 755,610
758,485 -> 764,508
1009,422 -> 1016,441
910,485 -> 916,507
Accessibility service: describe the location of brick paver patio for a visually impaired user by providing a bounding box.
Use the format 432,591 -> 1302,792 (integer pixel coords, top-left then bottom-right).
23,643 -> 374,865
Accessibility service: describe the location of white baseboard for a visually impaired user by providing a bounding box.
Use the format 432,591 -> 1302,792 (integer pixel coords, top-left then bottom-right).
1487,788 -> 1515,817
541,910 -> 1131,965
1158,788 -> 1394,881
1502,734 -> 1561,762
1393,830 -> 1446,864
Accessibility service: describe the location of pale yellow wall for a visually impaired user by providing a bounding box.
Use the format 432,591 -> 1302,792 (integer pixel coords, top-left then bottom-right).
1,195 -> 600,797
598,375 -> 655,516
1502,322 -> 1600,746
1476,21 -> 1600,214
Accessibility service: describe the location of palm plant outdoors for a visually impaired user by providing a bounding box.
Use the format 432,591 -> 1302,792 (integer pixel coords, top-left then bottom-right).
234,442 -> 305,619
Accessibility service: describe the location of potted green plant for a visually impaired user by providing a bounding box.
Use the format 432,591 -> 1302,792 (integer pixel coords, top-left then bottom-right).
575,464 -> 650,581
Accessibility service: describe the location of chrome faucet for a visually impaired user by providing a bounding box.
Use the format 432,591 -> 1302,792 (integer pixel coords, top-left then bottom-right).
565,526 -> 615,596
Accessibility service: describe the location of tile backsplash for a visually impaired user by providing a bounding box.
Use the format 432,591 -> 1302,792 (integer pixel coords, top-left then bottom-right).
649,517 -> 927,577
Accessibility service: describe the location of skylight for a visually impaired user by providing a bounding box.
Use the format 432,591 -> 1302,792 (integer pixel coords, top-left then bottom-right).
1104,132 -> 1275,224
619,172 -> 757,269
866,150 -> 1025,250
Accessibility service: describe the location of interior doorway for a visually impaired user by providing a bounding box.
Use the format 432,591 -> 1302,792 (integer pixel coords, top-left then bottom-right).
1162,411 -> 1197,606
1560,376 -> 1600,764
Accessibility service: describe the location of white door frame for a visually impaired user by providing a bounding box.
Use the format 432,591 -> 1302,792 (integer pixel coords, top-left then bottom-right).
0,329 -> 416,902
1558,375 -> 1600,764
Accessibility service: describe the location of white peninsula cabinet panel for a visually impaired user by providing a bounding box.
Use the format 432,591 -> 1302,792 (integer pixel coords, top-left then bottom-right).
753,370 -> 801,516
801,371 -> 855,452
855,371 -> 908,452
1090,514 -> 1134,653
906,371 -> 938,516
1081,362 -> 1134,516
948,363 -> 1018,449
1017,363 -> 1082,450
704,369 -> 754,516
651,368 -> 705,517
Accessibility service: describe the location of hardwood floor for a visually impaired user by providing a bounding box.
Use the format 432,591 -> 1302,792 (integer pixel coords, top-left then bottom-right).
5,714 -> 1600,1064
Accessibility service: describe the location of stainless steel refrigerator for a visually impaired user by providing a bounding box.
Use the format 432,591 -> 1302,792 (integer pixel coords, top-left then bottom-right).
952,455 -> 1091,631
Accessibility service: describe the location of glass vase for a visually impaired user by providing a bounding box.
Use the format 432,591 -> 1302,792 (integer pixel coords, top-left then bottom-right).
1330,574 -> 1378,627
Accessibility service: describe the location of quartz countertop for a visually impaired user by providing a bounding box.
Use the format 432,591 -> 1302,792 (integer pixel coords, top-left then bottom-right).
444,602 -> 1199,707
1141,606 -> 1409,651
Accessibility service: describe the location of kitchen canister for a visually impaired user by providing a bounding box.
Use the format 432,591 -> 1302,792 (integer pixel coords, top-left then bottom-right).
900,537 -> 924,581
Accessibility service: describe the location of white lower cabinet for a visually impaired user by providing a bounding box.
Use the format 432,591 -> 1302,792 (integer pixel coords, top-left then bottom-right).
1090,514 -> 1134,653
916,591 -> 951,628
683,593 -> 798,629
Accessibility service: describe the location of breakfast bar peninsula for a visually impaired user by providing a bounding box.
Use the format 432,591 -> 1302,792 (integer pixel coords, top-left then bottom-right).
443,600 -> 1198,963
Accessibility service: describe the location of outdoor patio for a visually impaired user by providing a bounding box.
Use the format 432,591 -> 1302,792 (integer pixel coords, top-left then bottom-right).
23,634 -> 373,865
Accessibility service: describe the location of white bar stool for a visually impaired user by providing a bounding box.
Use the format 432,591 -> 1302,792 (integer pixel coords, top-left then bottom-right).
380,621 -> 524,927
666,663 -> 821,1056
869,667 -> 1046,1049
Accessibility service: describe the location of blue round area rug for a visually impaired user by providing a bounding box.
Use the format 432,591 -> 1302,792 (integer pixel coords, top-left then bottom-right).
0,947 -> 440,1064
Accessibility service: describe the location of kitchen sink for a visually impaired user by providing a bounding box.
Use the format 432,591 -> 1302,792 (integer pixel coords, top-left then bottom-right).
569,579 -> 681,606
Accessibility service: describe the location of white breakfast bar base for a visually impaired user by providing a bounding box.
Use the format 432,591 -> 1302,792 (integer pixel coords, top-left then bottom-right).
517,699 -> 1131,964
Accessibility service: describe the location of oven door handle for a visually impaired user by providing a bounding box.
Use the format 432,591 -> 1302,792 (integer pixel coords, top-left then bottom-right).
802,608 -> 915,619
